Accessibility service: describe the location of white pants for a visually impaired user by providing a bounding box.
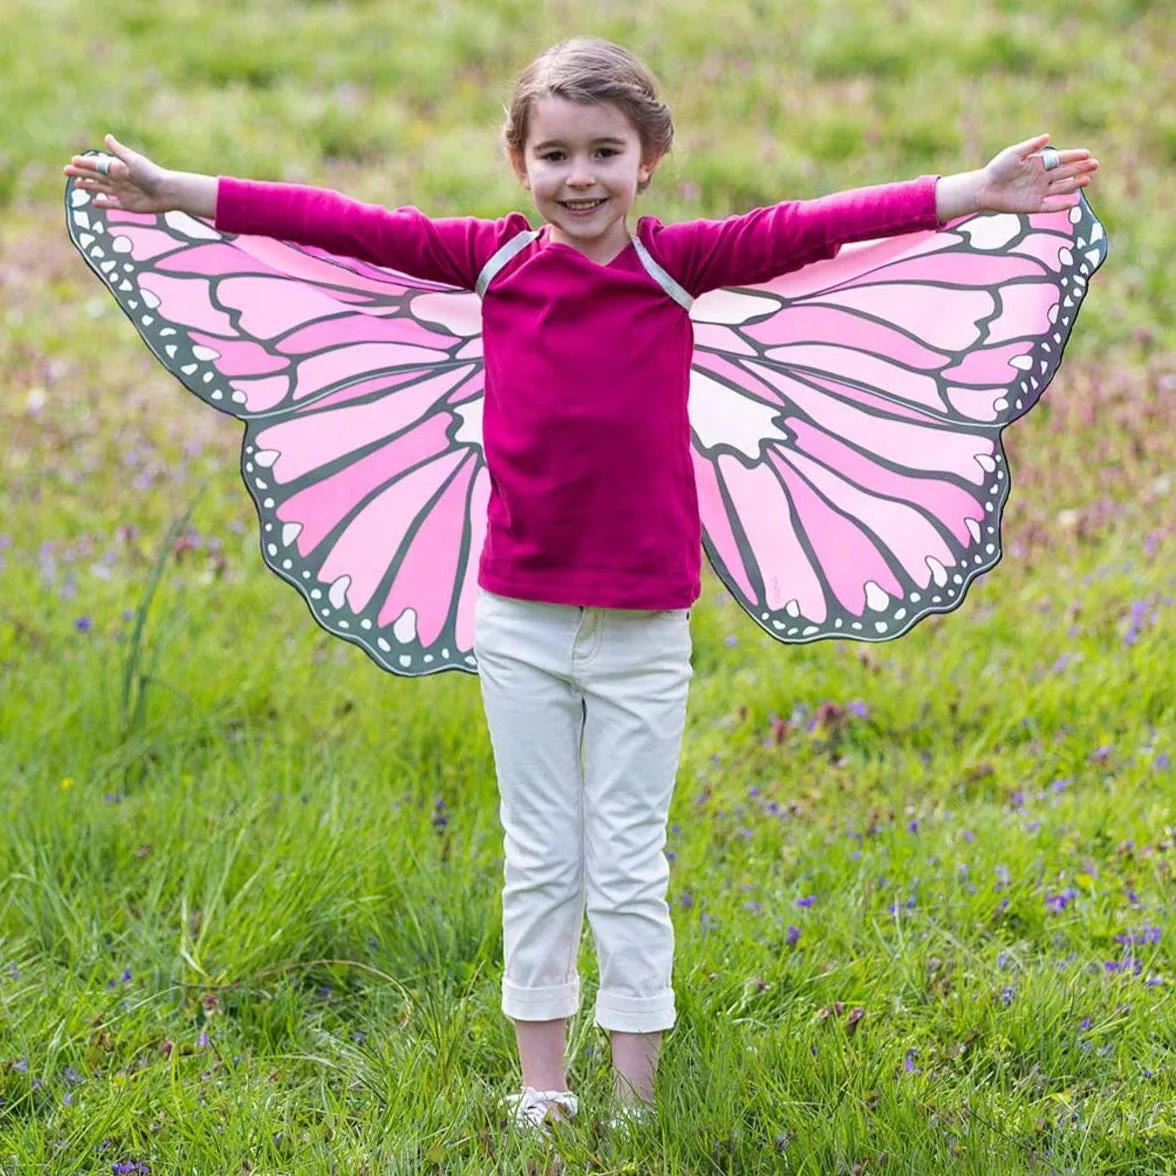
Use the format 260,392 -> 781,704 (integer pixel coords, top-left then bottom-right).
474,590 -> 692,1034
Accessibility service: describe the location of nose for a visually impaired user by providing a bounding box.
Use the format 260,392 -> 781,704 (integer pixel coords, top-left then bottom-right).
567,156 -> 595,188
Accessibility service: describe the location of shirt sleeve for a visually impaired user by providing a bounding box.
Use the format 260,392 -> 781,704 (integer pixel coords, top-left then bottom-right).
215,177 -> 526,291
647,176 -> 942,297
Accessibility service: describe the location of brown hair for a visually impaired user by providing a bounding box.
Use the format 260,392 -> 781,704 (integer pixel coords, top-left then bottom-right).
503,38 -> 674,191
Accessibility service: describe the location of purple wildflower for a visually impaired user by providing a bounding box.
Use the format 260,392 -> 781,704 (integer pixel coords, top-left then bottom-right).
74,617 -> 93,633
1116,925 -> 1161,946
847,700 -> 869,719
785,925 -> 801,947
1045,888 -> 1078,914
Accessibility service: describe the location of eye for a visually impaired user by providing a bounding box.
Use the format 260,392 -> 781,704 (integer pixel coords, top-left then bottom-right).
540,150 -> 566,162
596,148 -> 620,159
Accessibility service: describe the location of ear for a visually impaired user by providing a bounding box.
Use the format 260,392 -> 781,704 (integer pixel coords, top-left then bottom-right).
638,153 -> 661,188
509,149 -> 531,190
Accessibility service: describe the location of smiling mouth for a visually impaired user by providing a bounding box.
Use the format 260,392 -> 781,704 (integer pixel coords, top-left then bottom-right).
560,198 -> 606,212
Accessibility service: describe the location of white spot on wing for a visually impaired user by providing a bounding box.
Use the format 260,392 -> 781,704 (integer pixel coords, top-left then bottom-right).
328,576 -> 350,610
957,214 -> 1020,250
392,609 -> 418,644
453,398 -> 484,447
163,210 -> 220,240
281,522 -> 302,546
864,581 -> 889,612
689,372 -> 783,459
690,287 -> 778,325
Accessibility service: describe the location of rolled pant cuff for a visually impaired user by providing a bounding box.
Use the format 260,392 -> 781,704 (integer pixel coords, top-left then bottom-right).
502,978 -> 580,1022
594,989 -> 676,1033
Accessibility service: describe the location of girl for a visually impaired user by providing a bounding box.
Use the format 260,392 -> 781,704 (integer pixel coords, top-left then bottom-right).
65,36 -> 1097,1134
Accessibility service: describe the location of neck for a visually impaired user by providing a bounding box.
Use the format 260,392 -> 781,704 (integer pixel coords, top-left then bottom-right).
546,222 -> 632,266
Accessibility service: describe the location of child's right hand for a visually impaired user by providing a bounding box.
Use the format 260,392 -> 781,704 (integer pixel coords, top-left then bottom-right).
63,134 -> 218,219
64,133 -> 169,212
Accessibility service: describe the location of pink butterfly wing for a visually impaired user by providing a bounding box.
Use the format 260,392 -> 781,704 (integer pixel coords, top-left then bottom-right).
65,168 -> 485,675
690,199 -> 1107,641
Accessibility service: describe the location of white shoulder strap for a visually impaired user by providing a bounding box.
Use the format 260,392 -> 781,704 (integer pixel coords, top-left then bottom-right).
631,233 -> 694,312
475,225 -> 694,312
475,229 -> 540,297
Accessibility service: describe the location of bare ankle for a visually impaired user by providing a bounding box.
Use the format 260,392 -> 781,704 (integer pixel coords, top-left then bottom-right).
609,1029 -> 662,1106
514,1017 -> 570,1092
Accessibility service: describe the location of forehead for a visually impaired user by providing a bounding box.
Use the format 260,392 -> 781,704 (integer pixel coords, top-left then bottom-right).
526,95 -> 638,147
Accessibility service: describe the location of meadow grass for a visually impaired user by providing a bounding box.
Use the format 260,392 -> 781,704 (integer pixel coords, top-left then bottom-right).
2,0 -> 1175,1172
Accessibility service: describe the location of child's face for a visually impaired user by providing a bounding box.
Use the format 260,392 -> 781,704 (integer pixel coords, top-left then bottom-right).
513,96 -> 658,263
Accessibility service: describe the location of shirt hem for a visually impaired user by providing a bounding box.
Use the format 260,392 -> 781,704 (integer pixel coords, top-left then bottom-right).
478,569 -> 700,612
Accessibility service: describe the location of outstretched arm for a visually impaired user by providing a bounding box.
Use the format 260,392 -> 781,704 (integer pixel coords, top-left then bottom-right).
64,133 -> 516,292
63,134 -> 216,217
936,133 -> 1099,221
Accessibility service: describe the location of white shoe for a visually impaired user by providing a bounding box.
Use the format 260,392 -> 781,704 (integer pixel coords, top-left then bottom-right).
503,1086 -> 579,1136
607,1100 -> 656,1132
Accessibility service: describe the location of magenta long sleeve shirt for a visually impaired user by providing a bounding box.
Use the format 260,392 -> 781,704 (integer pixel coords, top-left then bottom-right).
216,175 -> 941,610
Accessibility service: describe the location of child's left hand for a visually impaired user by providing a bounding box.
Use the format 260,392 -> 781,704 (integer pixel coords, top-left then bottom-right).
978,133 -> 1100,214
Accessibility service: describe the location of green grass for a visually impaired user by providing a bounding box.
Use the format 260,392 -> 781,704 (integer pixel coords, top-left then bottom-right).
2,0 -> 1176,1172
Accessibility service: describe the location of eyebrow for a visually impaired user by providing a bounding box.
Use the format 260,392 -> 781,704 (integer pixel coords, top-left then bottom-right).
531,136 -> 629,151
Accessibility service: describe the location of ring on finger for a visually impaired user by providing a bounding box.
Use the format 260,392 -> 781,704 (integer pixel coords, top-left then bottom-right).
95,155 -> 112,177
1041,147 -> 1060,172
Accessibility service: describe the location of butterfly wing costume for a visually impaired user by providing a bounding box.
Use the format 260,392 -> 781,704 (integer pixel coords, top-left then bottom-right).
65,165 -> 1106,675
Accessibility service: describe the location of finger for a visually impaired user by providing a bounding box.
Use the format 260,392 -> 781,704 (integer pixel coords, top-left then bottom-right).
1046,160 -> 1099,184
1040,195 -> 1081,213
64,156 -> 109,176
105,133 -> 136,164
1052,174 -> 1092,193
1013,132 -> 1051,159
